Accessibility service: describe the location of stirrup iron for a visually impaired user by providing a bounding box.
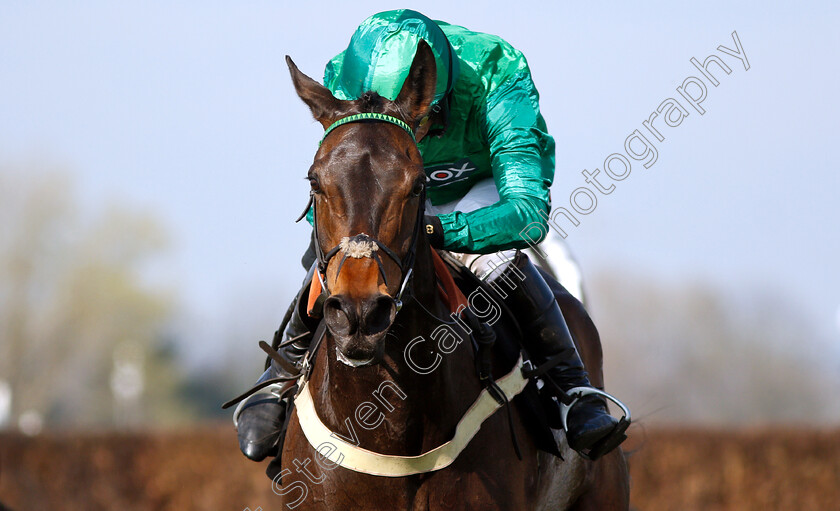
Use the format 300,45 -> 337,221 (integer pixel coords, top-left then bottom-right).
560,386 -> 631,460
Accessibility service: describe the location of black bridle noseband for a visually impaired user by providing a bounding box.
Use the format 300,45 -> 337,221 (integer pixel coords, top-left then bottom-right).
296,113 -> 426,312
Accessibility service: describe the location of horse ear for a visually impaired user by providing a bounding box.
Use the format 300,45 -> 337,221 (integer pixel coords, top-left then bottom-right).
394,40 -> 438,127
286,55 -> 342,129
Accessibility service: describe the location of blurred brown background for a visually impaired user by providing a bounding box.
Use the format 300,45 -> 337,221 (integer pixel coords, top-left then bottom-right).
2,169 -> 837,509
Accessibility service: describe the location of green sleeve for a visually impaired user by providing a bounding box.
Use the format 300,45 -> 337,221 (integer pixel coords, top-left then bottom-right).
437,70 -> 555,254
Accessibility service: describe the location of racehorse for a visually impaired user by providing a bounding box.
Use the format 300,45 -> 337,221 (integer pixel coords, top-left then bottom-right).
276,41 -> 629,510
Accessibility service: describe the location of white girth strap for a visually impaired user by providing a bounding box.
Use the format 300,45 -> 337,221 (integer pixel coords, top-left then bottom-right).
294,356 -> 529,477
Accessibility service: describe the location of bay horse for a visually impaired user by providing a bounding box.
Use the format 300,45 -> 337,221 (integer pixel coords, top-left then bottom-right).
276,41 -> 629,510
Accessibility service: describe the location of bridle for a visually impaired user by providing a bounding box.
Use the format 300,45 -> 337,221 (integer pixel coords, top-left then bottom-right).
296,112 -> 426,312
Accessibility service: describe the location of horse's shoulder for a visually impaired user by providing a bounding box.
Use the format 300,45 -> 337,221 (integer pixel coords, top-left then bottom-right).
436,251 -> 563,458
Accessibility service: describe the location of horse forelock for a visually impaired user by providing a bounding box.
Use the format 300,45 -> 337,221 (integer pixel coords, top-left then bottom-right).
359,91 -> 385,112
353,91 -> 411,124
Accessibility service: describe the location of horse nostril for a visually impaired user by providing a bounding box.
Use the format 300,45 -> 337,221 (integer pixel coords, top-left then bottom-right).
324,295 -> 357,336
361,295 -> 396,335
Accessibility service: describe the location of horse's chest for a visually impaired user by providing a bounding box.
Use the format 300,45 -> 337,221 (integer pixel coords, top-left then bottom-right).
297,470 -> 520,511
409,473 -> 517,511
280,407 -> 565,510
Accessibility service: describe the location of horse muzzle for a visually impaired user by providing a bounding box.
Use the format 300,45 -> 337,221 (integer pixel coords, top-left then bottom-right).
323,293 -> 396,366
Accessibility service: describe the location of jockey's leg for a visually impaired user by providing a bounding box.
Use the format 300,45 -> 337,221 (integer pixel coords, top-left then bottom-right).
521,230 -> 605,387
463,250 -> 627,458
524,227 -> 586,305
537,265 -> 604,389
235,265 -> 316,461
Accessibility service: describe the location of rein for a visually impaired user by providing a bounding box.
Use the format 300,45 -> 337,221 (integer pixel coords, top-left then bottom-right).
299,112 -> 426,312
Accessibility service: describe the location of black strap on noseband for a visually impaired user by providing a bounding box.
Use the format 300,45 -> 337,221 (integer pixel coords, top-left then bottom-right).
295,114 -> 426,312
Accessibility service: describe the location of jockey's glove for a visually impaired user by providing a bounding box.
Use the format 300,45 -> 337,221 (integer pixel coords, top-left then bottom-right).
424,215 -> 444,249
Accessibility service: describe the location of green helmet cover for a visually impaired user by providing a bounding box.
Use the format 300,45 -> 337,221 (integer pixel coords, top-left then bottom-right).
324,9 -> 459,106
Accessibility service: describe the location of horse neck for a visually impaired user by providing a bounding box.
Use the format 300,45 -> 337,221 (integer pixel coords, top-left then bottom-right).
308,244 -> 482,454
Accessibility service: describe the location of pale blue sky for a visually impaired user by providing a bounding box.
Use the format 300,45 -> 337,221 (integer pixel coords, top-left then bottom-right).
2,1 -> 838,368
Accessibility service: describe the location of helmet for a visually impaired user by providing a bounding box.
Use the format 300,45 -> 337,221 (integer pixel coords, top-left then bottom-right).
324,9 -> 459,107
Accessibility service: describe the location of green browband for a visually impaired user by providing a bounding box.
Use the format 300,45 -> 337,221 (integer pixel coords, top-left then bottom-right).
320,113 -> 415,146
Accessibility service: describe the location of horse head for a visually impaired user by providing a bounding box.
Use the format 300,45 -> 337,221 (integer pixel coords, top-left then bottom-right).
286,41 -> 437,367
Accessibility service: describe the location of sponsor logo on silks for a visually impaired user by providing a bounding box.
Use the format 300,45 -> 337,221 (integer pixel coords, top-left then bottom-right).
424,158 -> 478,187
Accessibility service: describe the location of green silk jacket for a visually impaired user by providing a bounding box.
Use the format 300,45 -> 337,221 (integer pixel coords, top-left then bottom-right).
322,12 -> 555,254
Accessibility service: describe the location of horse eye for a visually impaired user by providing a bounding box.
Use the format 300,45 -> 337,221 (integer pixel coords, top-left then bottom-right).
411,180 -> 425,197
308,177 -> 321,193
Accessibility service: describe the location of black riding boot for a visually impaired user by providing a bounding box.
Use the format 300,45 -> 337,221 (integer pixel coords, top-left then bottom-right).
490,251 -> 626,457
236,274 -> 315,461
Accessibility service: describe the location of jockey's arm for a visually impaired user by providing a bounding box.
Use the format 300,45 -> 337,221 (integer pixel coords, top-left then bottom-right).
435,70 -> 555,255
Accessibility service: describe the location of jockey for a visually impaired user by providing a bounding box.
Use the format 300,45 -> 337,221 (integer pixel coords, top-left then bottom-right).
236,9 -> 628,463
